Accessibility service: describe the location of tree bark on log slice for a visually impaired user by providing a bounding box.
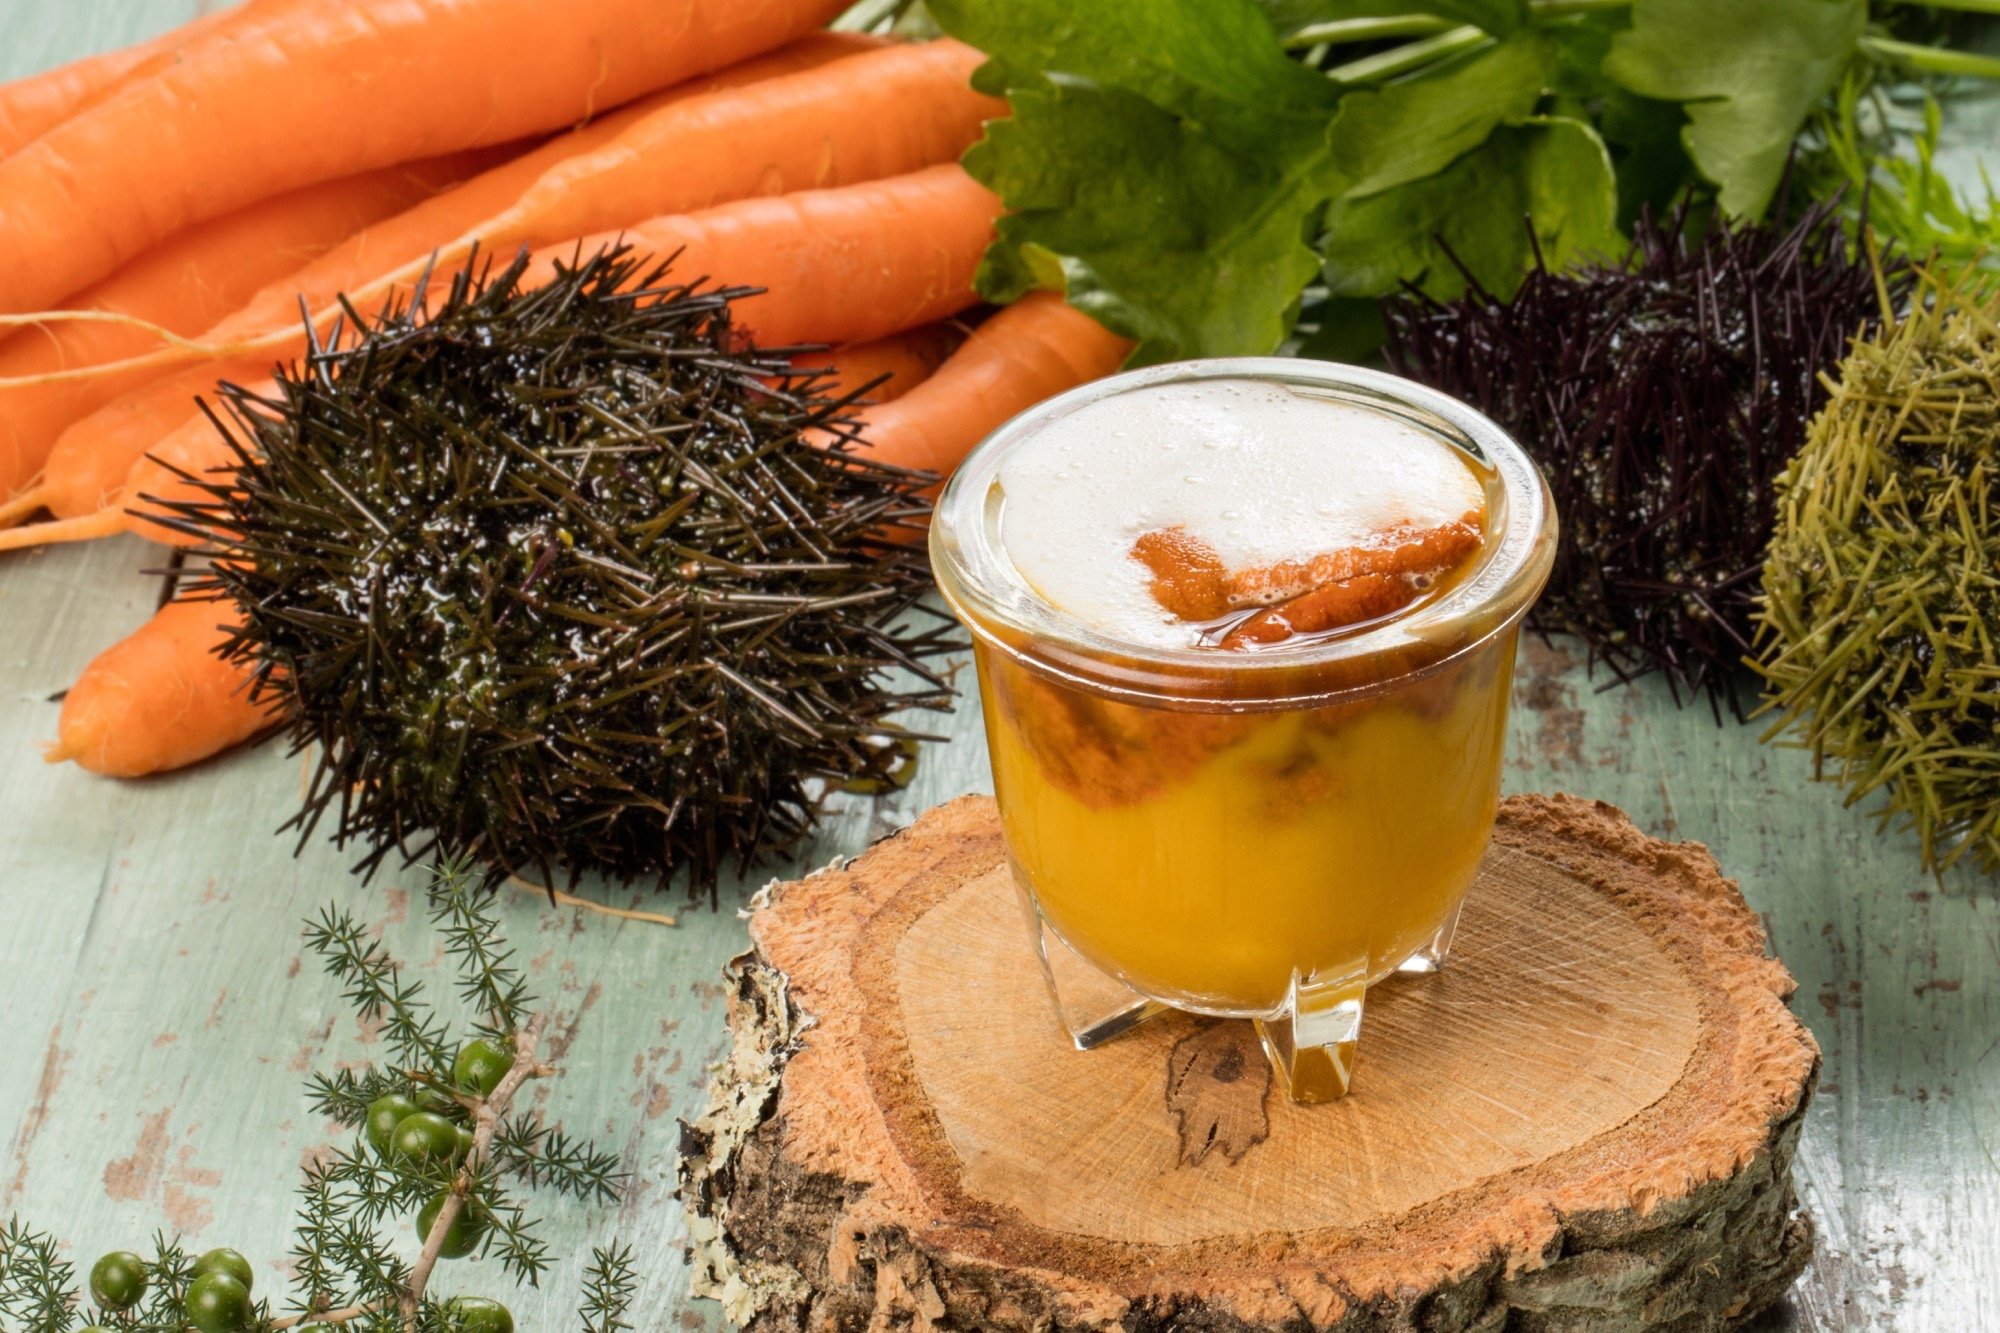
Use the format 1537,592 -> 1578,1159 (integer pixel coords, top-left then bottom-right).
678,793 -> 1819,1332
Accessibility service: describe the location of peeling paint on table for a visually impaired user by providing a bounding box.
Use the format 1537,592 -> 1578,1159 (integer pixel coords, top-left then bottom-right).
0,5 -> 1996,1329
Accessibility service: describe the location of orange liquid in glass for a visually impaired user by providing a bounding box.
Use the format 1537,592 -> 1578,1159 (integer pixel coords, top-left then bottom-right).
977,630 -> 1516,1014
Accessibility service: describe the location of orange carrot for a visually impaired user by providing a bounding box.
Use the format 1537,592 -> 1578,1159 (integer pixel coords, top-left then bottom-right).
193,32 -> 890,352
0,0 -> 849,315
0,35 -> 876,528
11,35 -> 984,403
0,151 -> 501,510
45,598 -> 273,777
0,32 -> 970,535
0,2 -> 268,159
452,40 -> 1000,282
530,164 -> 1002,349
0,360 -> 271,544
822,292 -> 1133,481
0,166 -> 1003,556
792,322 -> 971,404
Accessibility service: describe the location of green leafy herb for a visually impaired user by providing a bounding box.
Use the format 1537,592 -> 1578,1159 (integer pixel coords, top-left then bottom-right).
931,0 -> 1997,364
1322,113 -> 1618,300
940,0 -> 1344,363
1265,0 -> 1528,41
1603,0 -> 1867,218
1326,33 -> 1556,195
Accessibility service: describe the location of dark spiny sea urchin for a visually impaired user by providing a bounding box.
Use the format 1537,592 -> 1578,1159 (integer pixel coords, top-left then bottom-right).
1755,271 -> 2000,875
166,247 -> 956,899
1382,200 -> 1903,714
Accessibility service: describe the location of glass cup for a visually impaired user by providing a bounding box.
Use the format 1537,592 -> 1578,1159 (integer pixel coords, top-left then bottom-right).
930,359 -> 1556,1101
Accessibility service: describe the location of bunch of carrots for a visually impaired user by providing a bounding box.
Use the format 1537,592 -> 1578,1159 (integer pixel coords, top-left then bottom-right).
0,0 -> 1131,781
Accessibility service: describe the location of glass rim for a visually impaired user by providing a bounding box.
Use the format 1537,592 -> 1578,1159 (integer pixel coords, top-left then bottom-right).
928,357 -> 1557,698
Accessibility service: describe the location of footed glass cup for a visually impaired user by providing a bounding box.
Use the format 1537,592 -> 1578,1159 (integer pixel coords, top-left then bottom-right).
930,359 -> 1556,1102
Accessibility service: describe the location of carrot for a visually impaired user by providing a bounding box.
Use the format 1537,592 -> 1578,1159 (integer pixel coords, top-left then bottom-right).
192,32 -> 889,351
9,35 -> 984,402
0,165 -> 1003,556
0,33 -> 877,526
45,598 -> 273,778
0,32 -> 970,529
0,0 -> 850,315
529,163 -> 1002,349
0,151 -> 503,511
0,359 -> 271,544
793,322 -> 971,404
0,2 -> 267,159
445,40 -> 1000,281
819,292 -> 1133,481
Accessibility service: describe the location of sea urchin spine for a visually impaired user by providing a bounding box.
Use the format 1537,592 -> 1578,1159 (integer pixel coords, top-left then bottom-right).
1755,269 -> 2000,874
164,246 -> 958,899
1383,201 -> 1901,714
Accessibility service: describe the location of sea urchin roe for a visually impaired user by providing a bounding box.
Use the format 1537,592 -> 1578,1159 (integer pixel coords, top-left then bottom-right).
1131,516 -> 1485,649
995,378 -> 1487,651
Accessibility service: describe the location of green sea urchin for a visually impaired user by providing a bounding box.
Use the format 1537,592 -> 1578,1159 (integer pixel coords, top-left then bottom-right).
166,247 -> 956,898
1755,270 -> 2000,874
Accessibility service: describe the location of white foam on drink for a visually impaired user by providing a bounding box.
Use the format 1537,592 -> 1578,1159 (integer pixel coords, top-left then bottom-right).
995,378 -> 1485,650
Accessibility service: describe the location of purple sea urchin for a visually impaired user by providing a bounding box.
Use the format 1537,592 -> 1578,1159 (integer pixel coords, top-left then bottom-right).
1383,200 -> 1902,713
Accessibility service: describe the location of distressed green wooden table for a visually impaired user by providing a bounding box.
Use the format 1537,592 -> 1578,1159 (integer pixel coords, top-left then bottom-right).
2,5 -> 1996,1329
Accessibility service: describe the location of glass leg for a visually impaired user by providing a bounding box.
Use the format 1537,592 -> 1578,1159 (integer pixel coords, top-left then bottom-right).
1255,958 -> 1368,1103
1396,897 -> 1464,975
1017,882 -> 1166,1050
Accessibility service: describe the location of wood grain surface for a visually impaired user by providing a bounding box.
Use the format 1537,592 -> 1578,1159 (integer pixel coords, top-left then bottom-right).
0,5 -> 1996,1330
681,795 -> 1817,1331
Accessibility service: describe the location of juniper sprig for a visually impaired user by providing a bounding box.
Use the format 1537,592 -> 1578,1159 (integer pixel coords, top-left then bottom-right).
578,1246 -> 636,1333
2,857 -> 635,1333
0,1216 -> 77,1330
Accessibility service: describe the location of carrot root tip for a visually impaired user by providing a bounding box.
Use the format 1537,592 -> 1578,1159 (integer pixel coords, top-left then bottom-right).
0,507 -> 128,552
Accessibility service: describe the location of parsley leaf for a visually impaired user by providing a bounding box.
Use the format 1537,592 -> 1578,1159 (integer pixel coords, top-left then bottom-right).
1322,115 -> 1621,300
1262,0 -> 1527,39
932,0 -> 1986,366
935,0 -> 1337,122
1604,0 -> 1865,217
938,0 -> 1343,363
1329,33 -> 1556,196
966,81 -> 1342,363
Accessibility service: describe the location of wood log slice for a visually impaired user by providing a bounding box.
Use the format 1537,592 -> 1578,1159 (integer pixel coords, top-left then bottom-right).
678,793 -> 1819,1332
